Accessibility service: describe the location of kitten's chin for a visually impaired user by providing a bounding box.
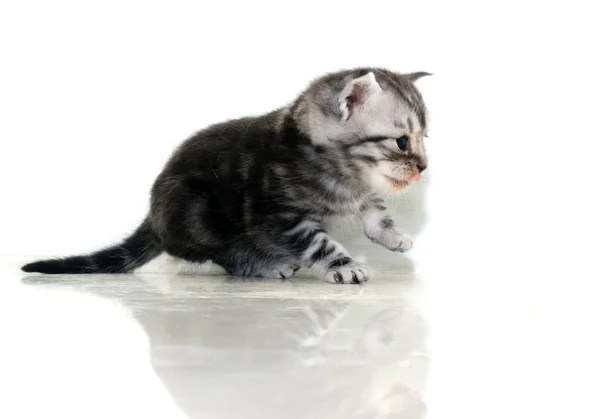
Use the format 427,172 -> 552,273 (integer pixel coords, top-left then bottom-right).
389,184 -> 409,192
367,172 -> 420,193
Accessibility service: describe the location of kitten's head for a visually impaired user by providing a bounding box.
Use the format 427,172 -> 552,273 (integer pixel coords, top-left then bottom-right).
295,68 -> 431,192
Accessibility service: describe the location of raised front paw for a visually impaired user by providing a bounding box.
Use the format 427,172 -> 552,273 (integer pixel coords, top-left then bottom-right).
323,262 -> 372,284
389,231 -> 413,253
370,231 -> 413,253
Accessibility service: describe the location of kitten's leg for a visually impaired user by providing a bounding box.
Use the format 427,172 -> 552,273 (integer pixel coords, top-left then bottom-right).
361,196 -> 413,252
226,260 -> 301,279
255,261 -> 301,279
285,220 -> 371,284
212,248 -> 300,279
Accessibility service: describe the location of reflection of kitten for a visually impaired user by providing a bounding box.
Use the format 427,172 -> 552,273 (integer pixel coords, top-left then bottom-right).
23,69 -> 430,283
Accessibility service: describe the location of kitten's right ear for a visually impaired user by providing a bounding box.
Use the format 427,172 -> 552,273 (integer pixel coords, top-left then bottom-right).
405,72 -> 433,82
338,72 -> 382,121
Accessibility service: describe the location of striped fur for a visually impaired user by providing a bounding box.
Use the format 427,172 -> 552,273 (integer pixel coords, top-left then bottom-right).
22,68 -> 430,283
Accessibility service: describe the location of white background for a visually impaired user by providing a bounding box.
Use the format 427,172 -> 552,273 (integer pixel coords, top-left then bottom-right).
1,2 -> 600,417
2,0 -> 598,268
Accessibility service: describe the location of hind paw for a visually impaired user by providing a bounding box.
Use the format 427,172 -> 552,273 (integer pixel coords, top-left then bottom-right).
257,263 -> 301,279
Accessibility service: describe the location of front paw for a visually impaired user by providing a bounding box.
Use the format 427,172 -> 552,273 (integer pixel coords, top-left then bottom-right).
323,263 -> 372,284
389,232 -> 413,253
369,231 -> 413,253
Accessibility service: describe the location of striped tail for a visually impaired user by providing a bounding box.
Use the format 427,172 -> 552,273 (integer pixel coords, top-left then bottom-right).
21,218 -> 162,274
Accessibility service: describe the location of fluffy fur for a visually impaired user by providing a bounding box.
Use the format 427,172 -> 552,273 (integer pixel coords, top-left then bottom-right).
22,68 -> 431,284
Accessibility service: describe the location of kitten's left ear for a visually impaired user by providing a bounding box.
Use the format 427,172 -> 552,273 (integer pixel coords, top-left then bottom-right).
405,72 -> 433,82
339,72 -> 382,121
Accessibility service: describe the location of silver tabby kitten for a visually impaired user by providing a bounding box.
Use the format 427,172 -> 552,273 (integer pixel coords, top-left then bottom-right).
23,68 -> 430,284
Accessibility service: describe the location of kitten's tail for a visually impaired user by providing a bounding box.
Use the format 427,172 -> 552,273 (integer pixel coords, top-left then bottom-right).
21,218 -> 162,274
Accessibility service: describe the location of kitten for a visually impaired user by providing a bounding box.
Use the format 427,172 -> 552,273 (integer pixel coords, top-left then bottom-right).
22,68 -> 431,284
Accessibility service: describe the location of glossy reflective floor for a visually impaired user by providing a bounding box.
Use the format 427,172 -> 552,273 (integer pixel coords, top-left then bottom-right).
2,258 -> 429,419
2,179 -> 599,419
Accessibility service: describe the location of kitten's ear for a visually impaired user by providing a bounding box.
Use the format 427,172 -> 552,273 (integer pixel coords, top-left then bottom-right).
339,72 -> 382,121
405,72 -> 433,82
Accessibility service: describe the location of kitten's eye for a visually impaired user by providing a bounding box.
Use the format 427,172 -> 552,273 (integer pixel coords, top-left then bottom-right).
396,135 -> 409,151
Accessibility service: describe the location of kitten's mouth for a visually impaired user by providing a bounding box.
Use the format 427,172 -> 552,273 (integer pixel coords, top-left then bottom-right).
386,177 -> 409,190
386,173 -> 422,191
